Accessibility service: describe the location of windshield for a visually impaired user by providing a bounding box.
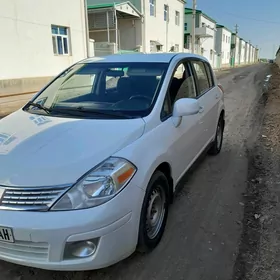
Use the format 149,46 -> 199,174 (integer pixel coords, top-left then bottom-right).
26,62 -> 168,119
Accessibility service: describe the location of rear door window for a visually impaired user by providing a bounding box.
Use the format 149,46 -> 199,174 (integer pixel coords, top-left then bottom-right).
191,61 -> 210,96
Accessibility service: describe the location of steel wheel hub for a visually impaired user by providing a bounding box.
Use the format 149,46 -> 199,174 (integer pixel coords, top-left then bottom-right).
146,186 -> 166,239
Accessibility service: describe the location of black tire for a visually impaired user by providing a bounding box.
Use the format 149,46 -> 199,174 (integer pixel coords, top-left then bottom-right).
208,115 -> 224,155
137,171 -> 169,253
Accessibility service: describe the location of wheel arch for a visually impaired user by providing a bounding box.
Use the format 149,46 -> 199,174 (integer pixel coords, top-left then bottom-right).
154,162 -> 174,204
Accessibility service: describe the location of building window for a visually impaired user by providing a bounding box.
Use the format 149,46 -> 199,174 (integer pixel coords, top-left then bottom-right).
164,5 -> 168,21
157,45 -> 163,51
210,49 -> 213,60
150,0 -> 155,16
184,35 -> 190,49
184,22 -> 188,31
175,11 -> 180,25
223,34 -> 225,42
51,25 -> 70,55
202,22 -> 205,27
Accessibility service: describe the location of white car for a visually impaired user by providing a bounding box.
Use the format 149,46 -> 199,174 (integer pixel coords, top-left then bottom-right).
0,53 -> 224,271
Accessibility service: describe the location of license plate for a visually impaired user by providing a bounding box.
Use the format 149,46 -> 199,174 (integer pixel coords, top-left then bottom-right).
0,227 -> 14,243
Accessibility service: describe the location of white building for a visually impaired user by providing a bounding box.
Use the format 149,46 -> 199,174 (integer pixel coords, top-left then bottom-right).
245,41 -> 250,64
87,0 -> 185,54
0,0 -> 88,95
239,39 -> 246,64
215,24 -> 232,68
144,0 -> 185,52
184,8 -> 216,67
231,33 -> 240,66
250,45 -> 254,63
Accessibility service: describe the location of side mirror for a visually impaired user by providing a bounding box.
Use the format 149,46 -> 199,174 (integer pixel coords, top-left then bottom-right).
173,98 -> 200,117
172,98 -> 200,127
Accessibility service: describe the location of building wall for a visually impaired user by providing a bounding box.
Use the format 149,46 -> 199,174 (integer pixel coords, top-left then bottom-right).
144,0 -> 184,52
216,28 -> 231,66
184,13 -> 216,66
198,15 -> 216,67
245,42 -> 250,63
235,36 -> 240,65
0,0 -> 87,94
250,46 -> 254,63
0,0 -> 87,80
89,18 -> 142,51
239,40 -> 246,64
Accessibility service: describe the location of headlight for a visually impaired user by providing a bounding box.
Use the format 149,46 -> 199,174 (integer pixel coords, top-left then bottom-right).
51,157 -> 136,211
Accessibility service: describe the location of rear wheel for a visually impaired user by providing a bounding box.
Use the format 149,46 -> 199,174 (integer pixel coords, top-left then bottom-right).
137,171 -> 169,253
208,115 -> 224,155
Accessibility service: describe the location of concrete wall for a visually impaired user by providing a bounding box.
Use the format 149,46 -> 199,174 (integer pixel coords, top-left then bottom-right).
143,0 -> 184,53
216,27 -> 231,67
89,16 -> 142,51
245,42 -> 250,63
0,0 -> 87,94
235,36 -> 240,65
185,13 -> 216,67
119,19 -> 142,50
276,53 -> 280,67
199,15 -> 216,67
239,40 -> 246,64
250,45 -> 254,63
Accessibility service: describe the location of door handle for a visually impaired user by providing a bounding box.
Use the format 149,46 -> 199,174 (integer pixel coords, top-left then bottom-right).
199,106 -> 204,113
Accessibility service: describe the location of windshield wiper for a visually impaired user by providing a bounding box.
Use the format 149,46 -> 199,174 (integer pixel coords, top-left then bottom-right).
58,106 -> 134,119
24,102 -> 52,114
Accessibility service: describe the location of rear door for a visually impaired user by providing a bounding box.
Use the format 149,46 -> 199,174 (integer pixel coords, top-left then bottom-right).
190,60 -> 220,146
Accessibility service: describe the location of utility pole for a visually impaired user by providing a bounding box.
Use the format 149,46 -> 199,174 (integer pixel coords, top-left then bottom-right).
83,0 -> 90,58
191,0 -> 196,54
234,24 -> 239,35
232,24 -> 239,67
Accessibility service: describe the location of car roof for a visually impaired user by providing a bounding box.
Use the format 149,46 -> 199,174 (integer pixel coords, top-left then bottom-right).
81,53 -> 208,64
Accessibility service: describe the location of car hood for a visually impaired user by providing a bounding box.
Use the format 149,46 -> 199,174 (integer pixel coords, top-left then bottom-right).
0,110 -> 145,187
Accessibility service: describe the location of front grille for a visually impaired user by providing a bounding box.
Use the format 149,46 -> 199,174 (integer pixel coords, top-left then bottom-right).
0,240 -> 49,260
0,185 -> 70,211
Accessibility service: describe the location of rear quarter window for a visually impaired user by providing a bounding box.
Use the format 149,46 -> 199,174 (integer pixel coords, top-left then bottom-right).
204,62 -> 215,88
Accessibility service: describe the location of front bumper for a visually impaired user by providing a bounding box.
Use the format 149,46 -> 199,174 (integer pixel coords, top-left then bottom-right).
0,184 -> 145,271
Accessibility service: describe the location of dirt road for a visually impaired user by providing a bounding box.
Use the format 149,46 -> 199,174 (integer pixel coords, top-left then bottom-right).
0,64 -> 270,280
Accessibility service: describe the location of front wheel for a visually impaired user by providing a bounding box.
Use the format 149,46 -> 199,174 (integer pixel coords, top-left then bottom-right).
208,116 -> 224,155
137,171 -> 169,253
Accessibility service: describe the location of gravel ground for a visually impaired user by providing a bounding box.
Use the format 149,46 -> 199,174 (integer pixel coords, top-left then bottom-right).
0,64 -> 272,280
233,63 -> 280,280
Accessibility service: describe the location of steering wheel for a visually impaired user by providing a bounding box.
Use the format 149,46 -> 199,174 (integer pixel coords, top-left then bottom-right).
129,95 -> 152,102
111,95 -> 152,109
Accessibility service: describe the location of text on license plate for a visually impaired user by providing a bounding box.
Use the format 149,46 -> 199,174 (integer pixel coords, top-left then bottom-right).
0,227 -> 14,243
